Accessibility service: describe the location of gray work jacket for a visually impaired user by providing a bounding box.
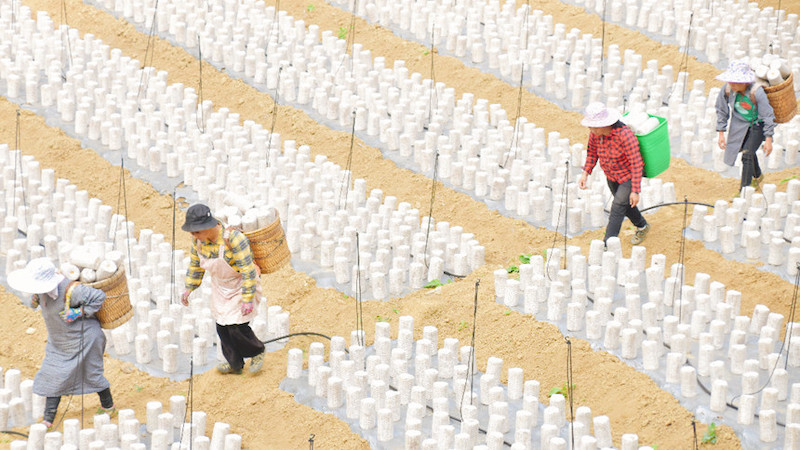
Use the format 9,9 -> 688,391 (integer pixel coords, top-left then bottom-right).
715,83 -> 775,166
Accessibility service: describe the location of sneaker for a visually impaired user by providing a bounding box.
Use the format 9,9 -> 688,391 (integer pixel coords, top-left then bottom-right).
631,223 -> 651,245
249,351 -> 265,373
216,362 -> 242,375
40,419 -> 53,431
96,404 -> 117,418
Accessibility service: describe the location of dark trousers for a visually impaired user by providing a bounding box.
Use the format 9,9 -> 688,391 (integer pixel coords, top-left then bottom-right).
44,387 -> 113,423
740,123 -> 765,189
605,179 -> 647,242
217,323 -> 265,371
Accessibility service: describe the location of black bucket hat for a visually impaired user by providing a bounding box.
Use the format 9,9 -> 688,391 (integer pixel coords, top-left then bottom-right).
182,203 -> 219,232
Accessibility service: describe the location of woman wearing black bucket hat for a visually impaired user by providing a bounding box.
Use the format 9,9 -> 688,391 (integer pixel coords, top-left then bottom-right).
181,203 -> 266,375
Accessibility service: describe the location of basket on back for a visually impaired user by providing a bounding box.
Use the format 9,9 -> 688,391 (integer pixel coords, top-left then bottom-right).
89,266 -> 133,329
244,215 -> 290,274
764,73 -> 797,123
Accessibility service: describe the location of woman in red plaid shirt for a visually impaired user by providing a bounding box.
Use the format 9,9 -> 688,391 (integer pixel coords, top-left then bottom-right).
578,102 -> 651,245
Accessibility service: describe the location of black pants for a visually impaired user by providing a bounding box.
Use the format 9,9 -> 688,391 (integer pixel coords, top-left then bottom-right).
44,387 -> 113,423
605,179 -> 647,242
217,323 -> 265,371
740,123 -> 764,189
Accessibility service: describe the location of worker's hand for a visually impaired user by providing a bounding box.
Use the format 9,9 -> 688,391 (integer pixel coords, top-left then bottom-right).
629,192 -> 640,208
763,138 -> 773,157
578,172 -> 589,189
240,301 -> 254,316
60,307 -> 82,323
717,132 -> 726,150
180,290 -> 191,307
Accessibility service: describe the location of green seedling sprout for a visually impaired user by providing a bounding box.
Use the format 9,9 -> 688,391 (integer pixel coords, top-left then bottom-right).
702,422 -> 717,444
306,4 -> 315,11
506,265 -> 519,273
424,279 -> 451,288
457,320 -> 469,331
548,382 -> 576,399
780,175 -> 797,184
337,26 -> 349,40
376,314 -> 391,322
504,309 -> 512,315
519,253 -> 532,264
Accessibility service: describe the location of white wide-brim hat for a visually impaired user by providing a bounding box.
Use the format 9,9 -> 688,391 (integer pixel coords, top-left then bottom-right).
716,60 -> 756,83
581,102 -> 621,127
8,257 -> 65,294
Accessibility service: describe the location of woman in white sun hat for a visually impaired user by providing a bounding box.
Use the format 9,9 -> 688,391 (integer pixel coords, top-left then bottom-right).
578,102 -> 650,246
715,60 -> 775,196
7,258 -> 115,430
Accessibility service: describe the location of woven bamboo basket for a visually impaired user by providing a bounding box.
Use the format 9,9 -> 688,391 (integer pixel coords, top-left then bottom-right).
245,215 -> 291,274
89,266 -> 133,329
764,73 -> 797,123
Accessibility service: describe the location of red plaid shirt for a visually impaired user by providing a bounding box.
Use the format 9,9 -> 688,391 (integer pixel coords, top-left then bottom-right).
583,125 -> 644,193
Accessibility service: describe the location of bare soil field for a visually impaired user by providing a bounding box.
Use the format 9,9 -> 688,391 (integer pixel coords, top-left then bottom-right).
2,0 -> 800,448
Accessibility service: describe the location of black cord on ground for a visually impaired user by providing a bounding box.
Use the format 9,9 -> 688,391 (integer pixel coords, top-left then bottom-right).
59,0 -> 74,78
443,270 -> 466,279
179,354 -> 195,449
273,327 -> 508,447
563,161 -> 569,268
338,111 -> 357,210
189,354 -> 194,450
785,263 -> 800,371
114,158 -> 134,273
501,0 -> 529,169
423,151 -> 440,269
0,430 -> 28,438
692,418 -> 698,449
333,0 -> 358,78
421,22 -> 441,270
727,262 -> 799,406
136,0 -> 160,101
585,284 -> 793,429
676,13 -> 694,103
196,33 -> 209,141
264,0 -> 281,60
355,233 -> 365,349
459,279 -> 480,420
565,336 -> 575,449
638,200 -> 714,213
547,168 -> 569,281
170,187 -> 177,304
426,22 -> 437,122
674,196 -> 689,318
266,66 -> 283,167
14,110 -> 29,228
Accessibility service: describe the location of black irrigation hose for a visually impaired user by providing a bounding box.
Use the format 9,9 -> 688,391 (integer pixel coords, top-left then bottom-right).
281,326 -> 513,447
0,430 -> 29,438
638,200 -> 714,213
261,332 -> 342,346
695,377 -> 788,428
637,200 -> 794,244
583,288 -> 792,429
443,270 -> 466,279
